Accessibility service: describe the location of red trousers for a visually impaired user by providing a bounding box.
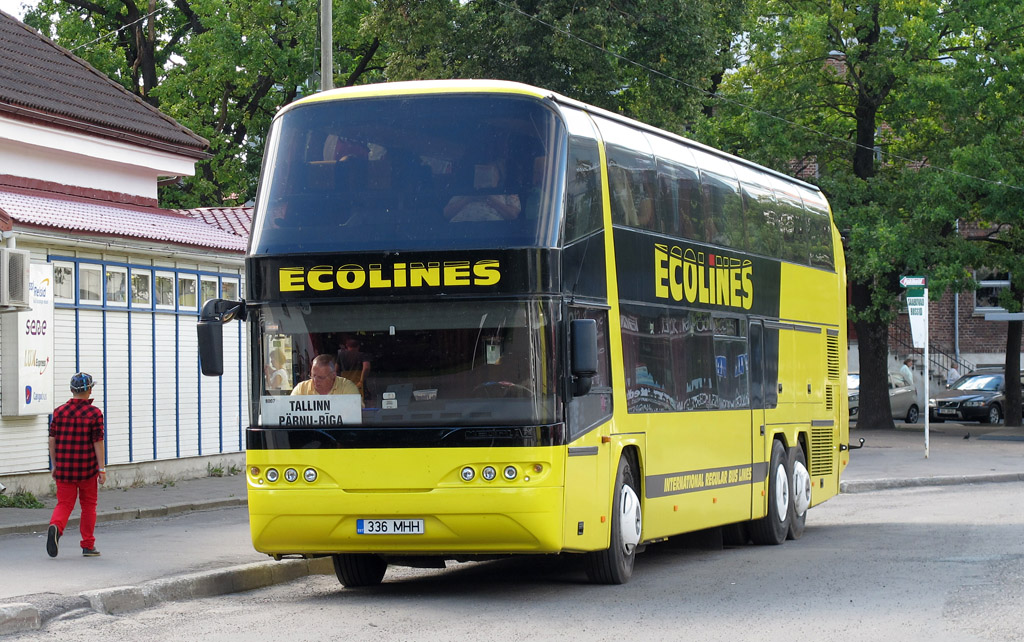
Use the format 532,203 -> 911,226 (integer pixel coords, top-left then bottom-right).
49,475 -> 98,550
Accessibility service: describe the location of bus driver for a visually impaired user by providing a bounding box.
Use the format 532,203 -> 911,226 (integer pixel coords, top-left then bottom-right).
291,354 -> 363,406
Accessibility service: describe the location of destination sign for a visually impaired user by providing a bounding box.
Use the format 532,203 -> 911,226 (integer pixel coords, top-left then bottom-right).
260,394 -> 362,426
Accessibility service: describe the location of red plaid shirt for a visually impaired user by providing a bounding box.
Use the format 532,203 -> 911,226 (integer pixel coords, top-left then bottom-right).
49,398 -> 105,483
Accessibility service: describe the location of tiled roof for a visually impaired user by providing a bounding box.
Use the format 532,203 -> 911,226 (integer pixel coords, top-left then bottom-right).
178,207 -> 252,239
0,10 -> 208,155
0,189 -> 246,252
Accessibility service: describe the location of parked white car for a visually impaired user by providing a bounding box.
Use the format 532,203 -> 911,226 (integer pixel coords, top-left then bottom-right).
848,372 -> 919,423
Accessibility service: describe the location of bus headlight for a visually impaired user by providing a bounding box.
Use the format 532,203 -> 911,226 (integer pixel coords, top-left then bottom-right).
461,466 -> 475,481
284,468 -> 298,483
266,468 -> 279,482
503,465 -> 518,480
304,468 -> 317,483
482,466 -> 496,481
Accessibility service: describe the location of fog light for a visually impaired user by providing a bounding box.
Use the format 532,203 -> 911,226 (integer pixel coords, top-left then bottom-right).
503,465 -> 517,480
482,466 -> 496,481
266,468 -> 279,482
304,468 -> 317,483
284,468 -> 298,483
461,466 -> 475,481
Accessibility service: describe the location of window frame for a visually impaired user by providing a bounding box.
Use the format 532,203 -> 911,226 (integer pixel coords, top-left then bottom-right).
154,271 -> 176,310
78,264 -> 103,305
52,261 -> 75,304
104,265 -> 128,307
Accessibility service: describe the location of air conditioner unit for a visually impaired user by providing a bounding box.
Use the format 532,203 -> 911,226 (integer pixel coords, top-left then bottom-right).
0,248 -> 31,308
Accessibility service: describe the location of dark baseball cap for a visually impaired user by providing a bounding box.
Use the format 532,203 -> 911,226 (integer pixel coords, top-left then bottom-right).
70,372 -> 95,392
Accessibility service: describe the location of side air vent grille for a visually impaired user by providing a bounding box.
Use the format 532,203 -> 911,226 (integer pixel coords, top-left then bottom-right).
810,426 -> 834,477
826,333 -> 841,381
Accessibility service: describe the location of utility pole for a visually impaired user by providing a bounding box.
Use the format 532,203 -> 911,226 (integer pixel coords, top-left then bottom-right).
320,0 -> 333,91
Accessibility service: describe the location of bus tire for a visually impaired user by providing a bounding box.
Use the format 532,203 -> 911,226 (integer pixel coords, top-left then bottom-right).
585,453 -> 642,584
749,440 -> 790,545
787,446 -> 811,540
332,553 -> 387,587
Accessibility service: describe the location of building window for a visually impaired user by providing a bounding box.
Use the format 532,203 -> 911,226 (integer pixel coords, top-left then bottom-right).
200,277 -> 218,309
79,265 -> 102,304
105,266 -> 128,306
155,272 -> 175,309
222,279 -> 239,301
178,274 -> 197,310
975,269 -> 1011,312
53,262 -> 74,303
131,270 -> 151,307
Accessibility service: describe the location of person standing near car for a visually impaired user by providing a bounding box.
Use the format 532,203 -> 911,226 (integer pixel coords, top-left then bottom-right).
946,365 -> 960,387
900,356 -> 916,390
46,372 -> 106,558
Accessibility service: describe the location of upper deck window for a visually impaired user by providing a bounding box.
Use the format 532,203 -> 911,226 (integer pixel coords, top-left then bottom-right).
251,95 -> 565,255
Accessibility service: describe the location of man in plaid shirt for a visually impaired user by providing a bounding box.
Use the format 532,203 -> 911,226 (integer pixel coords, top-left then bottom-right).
46,372 -> 106,558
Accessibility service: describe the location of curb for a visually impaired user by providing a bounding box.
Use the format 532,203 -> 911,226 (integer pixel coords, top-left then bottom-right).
0,556 -> 333,636
840,472 -> 1024,494
0,498 -> 247,537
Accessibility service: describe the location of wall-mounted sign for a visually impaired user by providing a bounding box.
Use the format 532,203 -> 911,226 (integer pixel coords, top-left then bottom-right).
2,263 -> 55,416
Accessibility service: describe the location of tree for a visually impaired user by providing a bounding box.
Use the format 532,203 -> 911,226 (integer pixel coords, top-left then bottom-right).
366,0 -> 744,130
701,1 -> 1024,429
25,0 -> 385,207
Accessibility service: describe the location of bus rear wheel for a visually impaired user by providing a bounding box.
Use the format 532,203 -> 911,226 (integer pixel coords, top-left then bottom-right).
332,553 -> 387,587
787,446 -> 811,540
749,440 -> 791,545
585,453 -> 642,584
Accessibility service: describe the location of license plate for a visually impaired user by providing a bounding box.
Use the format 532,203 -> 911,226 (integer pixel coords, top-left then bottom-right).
938,408 -> 956,415
357,519 -> 425,535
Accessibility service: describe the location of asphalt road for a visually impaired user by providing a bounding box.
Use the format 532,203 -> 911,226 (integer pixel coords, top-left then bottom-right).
8,482 -> 1024,642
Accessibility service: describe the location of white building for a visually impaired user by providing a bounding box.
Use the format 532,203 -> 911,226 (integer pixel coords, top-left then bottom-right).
0,10 -> 249,495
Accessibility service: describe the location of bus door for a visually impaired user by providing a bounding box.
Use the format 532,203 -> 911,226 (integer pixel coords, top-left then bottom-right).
748,320 -> 768,516
562,307 -> 613,552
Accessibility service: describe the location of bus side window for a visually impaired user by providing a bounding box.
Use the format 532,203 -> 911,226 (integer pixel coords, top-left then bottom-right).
564,138 -> 603,243
606,145 -> 656,230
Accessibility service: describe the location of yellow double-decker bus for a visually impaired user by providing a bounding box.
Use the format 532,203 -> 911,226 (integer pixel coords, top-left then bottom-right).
198,79 -> 851,586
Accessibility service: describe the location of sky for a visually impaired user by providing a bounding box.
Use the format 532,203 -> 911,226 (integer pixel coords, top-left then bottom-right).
0,0 -> 35,19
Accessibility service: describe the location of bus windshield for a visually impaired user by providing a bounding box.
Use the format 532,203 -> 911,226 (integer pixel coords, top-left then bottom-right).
258,299 -> 560,427
250,94 -> 565,255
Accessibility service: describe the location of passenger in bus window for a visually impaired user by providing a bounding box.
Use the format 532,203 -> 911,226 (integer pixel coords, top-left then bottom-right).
265,348 -> 291,392
337,338 -> 371,400
444,163 -> 521,222
291,354 -> 364,406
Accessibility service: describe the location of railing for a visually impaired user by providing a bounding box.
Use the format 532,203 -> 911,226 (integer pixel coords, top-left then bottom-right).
890,323 -> 975,380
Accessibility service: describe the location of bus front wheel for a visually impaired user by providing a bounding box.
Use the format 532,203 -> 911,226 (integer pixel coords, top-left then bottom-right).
749,440 -> 791,545
585,453 -> 642,584
332,553 -> 387,587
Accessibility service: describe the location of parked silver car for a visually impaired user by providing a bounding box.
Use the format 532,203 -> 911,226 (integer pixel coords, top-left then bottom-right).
848,372 -> 920,423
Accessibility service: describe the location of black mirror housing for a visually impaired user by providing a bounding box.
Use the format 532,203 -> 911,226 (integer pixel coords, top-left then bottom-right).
571,318 -> 598,397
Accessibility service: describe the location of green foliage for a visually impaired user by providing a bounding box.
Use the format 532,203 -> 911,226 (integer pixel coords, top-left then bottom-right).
0,491 -> 45,509
704,0 -> 1024,322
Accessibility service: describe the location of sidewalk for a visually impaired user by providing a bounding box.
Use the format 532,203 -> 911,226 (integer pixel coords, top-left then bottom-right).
2,423 -> 1023,636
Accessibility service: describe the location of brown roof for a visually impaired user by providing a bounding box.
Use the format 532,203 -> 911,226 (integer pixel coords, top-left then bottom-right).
178,206 -> 252,239
0,10 -> 208,157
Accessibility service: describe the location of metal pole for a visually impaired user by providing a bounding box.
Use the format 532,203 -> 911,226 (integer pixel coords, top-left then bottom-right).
924,286 -> 930,459
320,0 -> 333,91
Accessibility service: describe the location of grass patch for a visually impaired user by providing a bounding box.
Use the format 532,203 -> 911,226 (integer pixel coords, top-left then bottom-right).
0,491 -> 45,509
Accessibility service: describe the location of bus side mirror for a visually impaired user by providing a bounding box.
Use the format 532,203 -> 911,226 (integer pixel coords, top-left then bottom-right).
571,318 -> 598,397
198,320 -> 224,376
198,298 -> 246,377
